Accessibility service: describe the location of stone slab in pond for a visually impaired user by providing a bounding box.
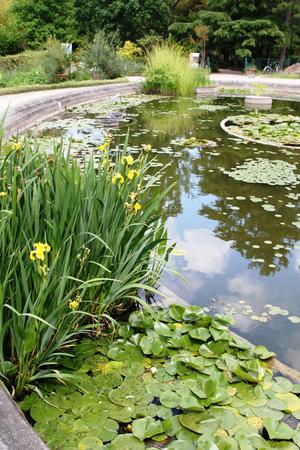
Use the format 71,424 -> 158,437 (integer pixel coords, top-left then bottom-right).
0,388 -> 48,450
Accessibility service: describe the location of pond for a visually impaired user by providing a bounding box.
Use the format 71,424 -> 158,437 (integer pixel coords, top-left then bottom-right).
31,95 -> 300,371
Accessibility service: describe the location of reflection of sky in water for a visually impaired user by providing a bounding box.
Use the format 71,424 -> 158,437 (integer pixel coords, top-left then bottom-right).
37,96 -> 300,370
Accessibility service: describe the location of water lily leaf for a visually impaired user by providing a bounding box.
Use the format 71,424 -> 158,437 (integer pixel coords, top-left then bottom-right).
160,391 -> 181,408
179,394 -> 205,411
163,416 -> 183,437
166,440 -> 196,450
106,434 -> 145,450
276,392 -> 300,412
78,437 -> 103,449
129,310 -> 154,329
118,324 -> 134,338
182,306 -> 204,322
254,346 -> 276,360
169,304 -> 186,322
263,418 -> 294,440
237,433 -> 270,450
132,416 -> 163,440
189,327 -> 211,342
180,412 -> 219,434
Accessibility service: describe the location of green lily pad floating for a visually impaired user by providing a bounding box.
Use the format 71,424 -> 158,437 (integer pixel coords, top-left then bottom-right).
106,434 -> 145,450
288,316 -> 300,324
171,137 -> 217,148
222,113 -> 300,148
20,304 -> 300,450
132,416 -> 163,440
222,158 -> 300,186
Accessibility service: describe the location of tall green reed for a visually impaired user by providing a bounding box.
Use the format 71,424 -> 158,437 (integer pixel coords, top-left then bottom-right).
144,43 -> 210,96
0,136 -> 172,394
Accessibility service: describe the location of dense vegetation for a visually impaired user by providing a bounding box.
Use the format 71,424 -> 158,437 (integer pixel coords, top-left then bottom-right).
0,0 -> 299,67
20,305 -> 300,449
0,137 -> 171,394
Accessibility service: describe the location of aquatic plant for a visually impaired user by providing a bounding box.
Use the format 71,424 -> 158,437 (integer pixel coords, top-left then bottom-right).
221,158 -> 300,186
144,44 -> 210,96
21,304 -> 300,449
0,137 -> 171,394
223,113 -> 300,148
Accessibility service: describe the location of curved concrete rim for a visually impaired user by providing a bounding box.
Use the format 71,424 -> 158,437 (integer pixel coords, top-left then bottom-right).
220,116 -> 300,150
1,79 -> 142,140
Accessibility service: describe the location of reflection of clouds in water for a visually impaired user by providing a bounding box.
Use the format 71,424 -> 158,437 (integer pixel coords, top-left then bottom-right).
215,274 -> 268,333
228,273 -> 266,302
168,219 -> 233,275
295,244 -> 300,273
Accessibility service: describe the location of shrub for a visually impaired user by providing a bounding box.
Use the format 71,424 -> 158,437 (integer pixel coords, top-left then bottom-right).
117,41 -> 144,59
0,136 -> 171,394
84,31 -> 123,79
41,37 -> 70,83
144,43 -> 210,96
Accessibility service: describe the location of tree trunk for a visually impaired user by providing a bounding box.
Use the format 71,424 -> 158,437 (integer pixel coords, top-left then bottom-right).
279,1 -> 293,69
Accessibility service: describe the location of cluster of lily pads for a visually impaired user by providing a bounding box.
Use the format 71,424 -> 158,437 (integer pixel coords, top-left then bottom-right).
221,158 -> 300,186
223,114 -> 300,148
171,137 -> 217,148
21,305 -> 300,449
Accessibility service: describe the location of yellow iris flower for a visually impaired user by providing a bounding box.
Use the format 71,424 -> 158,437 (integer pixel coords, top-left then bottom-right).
134,202 -> 142,212
112,173 -> 125,185
29,242 -> 51,261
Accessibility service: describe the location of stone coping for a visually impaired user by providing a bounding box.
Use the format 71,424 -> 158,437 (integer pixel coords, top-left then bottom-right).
1,80 -> 142,140
0,386 -> 48,450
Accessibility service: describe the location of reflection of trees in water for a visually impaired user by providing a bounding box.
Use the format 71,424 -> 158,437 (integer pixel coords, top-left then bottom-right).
116,97 -> 300,276
198,169 -> 299,276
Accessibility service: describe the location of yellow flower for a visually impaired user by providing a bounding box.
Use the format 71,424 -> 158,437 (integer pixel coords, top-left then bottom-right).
134,202 -> 142,212
121,155 -> 134,166
127,170 -> 135,180
124,202 -> 132,211
98,142 -> 109,152
112,173 -> 125,185
143,144 -> 152,152
29,251 -> 36,261
0,192 -> 6,198
30,242 -> 51,261
127,169 -> 140,181
129,192 -> 137,202
69,299 -> 80,310
11,142 -> 22,151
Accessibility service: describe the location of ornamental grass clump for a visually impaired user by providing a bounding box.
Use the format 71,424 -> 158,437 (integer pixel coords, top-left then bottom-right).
144,43 -> 210,96
0,137 -> 171,394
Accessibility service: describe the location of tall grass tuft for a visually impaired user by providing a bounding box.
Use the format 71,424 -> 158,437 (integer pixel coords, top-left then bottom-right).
0,137 -> 172,394
144,43 -> 210,96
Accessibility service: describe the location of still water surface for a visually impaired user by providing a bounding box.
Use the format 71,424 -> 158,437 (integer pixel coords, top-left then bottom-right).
36,96 -> 300,370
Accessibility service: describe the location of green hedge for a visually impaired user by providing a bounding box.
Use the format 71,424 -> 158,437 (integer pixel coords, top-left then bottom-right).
0,51 -> 45,71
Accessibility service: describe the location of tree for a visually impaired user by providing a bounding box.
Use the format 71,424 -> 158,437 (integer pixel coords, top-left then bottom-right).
74,0 -> 171,43
0,0 -> 25,55
272,0 -> 300,67
13,0 -> 75,48
169,0 -> 285,67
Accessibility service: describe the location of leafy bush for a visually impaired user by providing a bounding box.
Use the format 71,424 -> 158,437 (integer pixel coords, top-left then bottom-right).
0,136 -> 171,394
117,41 -> 144,59
84,31 -> 123,79
41,37 -> 70,83
144,43 -> 210,96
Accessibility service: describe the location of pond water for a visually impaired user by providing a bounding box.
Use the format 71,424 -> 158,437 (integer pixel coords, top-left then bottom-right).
32,95 -> 300,370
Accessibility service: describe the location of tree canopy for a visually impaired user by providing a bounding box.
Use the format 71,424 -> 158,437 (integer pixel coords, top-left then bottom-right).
0,0 -> 299,66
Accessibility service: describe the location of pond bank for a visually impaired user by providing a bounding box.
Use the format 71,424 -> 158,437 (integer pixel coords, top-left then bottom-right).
0,79 -> 141,139
210,73 -> 300,101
